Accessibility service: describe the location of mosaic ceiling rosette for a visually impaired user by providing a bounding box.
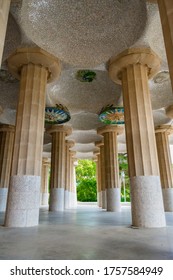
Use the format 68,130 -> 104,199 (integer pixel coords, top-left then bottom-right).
45,104 -> 71,125
99,105 -> 124,125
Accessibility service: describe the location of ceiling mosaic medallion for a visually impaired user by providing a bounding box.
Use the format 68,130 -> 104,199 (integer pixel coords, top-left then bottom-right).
99,105 -> 124,125
45,104 -> 71,124
76,70 -> 96,82
0,69 -> 18,83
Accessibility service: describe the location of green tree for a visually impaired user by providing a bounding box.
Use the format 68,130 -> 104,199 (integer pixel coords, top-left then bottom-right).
76,159 -> 97,202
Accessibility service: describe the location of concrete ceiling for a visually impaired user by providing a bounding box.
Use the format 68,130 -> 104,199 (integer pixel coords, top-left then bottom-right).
0,0 -> 173,159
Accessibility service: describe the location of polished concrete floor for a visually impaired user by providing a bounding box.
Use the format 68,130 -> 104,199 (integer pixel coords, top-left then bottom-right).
0,203 -> 173,260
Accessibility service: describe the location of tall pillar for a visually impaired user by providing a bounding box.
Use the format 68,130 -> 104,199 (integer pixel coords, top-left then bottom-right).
48,125 -> 71,212
157,0 -> 173,92
0,0 -> 11,65
98,126 -> 124,212
93,151 -> 101,207
73,159 -> 78,208
5,48 -> 61,227
96,141 -> 106,209
40,157 -> 50,206
155,125 -> 173,211
65,140 -> 74,209
69,151 -> 77,208
97,153 -> 102,207
109,48 -> 165,227
0,124 -> 14,212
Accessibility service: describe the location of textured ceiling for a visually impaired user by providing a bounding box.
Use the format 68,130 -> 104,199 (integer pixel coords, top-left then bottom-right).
0,0 -> 173,160
21,0 -> 147,67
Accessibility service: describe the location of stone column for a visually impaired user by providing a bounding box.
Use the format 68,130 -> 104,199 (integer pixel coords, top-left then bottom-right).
97,152 -> 102,207
65,140 -> 74,209
69,151 -> 77,208
73,159 -> 78,208
109,48 -> 165,227
48,125 -> 71,212
0,0 -> 11,65
157,0 -> 173,92
98,125 -> 124,212
96,141 -> 106,209
93,151 -> 101,207
0,124 -> 14,212
155,125 -> 173,211
40,157 -> 50,206
5,48 -> 61,227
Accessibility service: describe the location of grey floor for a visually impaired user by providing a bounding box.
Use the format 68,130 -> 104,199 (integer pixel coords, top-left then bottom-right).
0,203 -> 173,260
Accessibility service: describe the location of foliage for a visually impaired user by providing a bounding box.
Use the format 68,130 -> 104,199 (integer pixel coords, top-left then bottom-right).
118,153 -> 130,202
76,70 -> 96,82
76,159 -> 97,202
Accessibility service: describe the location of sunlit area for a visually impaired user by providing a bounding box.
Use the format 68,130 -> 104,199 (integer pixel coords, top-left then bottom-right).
76,160 -> 97,202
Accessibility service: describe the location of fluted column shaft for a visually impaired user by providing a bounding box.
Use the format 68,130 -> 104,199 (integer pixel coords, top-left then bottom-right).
98,126 -> 123,212
41,158 -> 50,206
0,124 -> 14,211
65,141 -> 74,209
122,64 -> 160,177
5,48 -> 61,227
157,0 -> 173,92
97,154 -> 102,207
155,126 -> 173,211
109,48 -> 165,227
100,144 -> 107,209
0,0 -> 11,65
93,151 -> 101,207
12,64 -> 48,176
95,156 -> 101,207
49,126 -> 71,212
69,152 -> 77,208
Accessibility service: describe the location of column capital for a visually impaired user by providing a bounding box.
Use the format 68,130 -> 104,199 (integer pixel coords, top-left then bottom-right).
97,125 -> 124,135
166,105 -> 173,119
66,140 -> 75,149
69,150 -> 76,158
109,47 -> 161,84
0,124 -> 15,133
47,125 -> 72,136
155,125 -> 173,135
7,47 -> 61,83
95,140 -> 104,147
93,150 -> 100,156
42,157 -> 51,166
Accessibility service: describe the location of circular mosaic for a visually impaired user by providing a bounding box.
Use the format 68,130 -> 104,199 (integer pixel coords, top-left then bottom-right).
45,104 -> 71,124
99,105 -> 124,125
76,70 -> 96,82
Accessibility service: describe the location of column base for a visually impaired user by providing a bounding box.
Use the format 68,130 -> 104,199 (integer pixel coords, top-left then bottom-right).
64,190 -> 69,209
41,192 -> 49,206
97,191 -> 102,207
69,192 -> 77,208
0,188 -> 8,212
72,192 -> 77,208
102,190 -> 107,209
49,188 -> 64,211
98,191 -> 102,207
5,175 -> 40,227
130,176 -> 166,228
162,188 -> 173,212
107,188 -> 121,212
